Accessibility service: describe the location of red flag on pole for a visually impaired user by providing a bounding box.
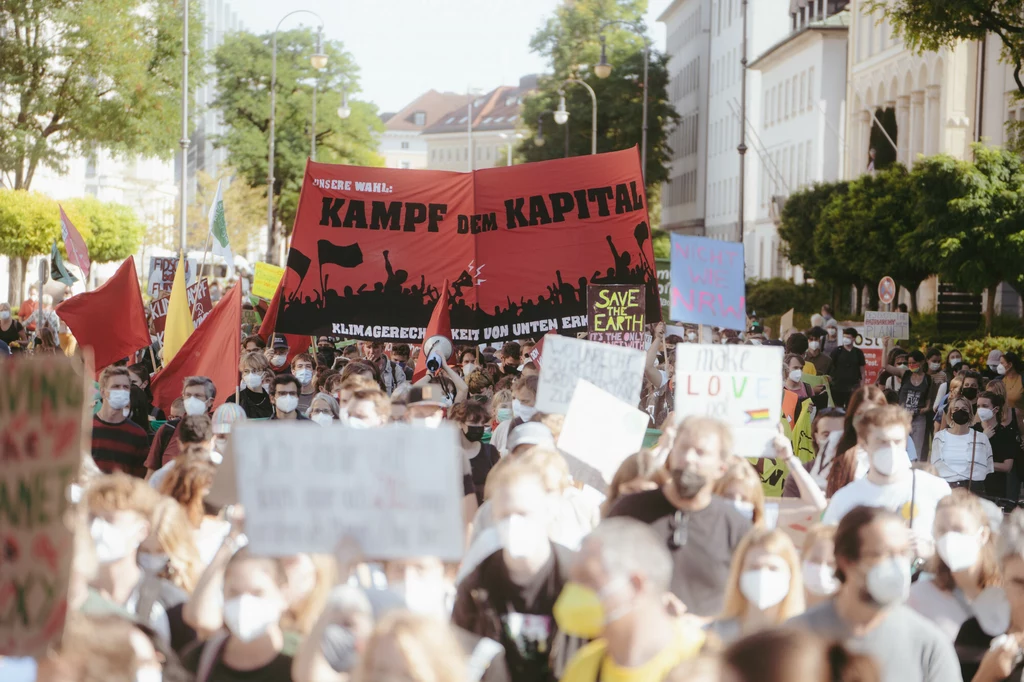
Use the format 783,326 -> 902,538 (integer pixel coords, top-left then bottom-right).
55,256 -> 149,370
412,279 -> 452,382
59,204 -> 91,278
149,282 -> 242,412
258,279 -> 309,366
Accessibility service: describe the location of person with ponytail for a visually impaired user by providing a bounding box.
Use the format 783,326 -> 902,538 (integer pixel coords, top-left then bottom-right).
908,490 -> 1000,640
723,628 -> 880,682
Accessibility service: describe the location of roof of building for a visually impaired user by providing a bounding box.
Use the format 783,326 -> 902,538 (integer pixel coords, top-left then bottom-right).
421,74 -> 539,135
384,90 -> 473,132
748,10 -> 849,70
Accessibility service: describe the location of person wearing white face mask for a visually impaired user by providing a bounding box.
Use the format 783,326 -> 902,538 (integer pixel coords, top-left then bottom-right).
829,328 -> 866,409
182,550 -> 294,682
713,459 -> 766,526
290,352 -> 318,413
491,375 -> 539,456
804,327 -> 833,376
92,366 -> 150,478
0,301 -> 27,347
800,525 -> 840,608
270,375 -> 309,421
453,461 -> 574,682
268,335 -> 291,372
710,529 -> 806,643
145,376 -> 217,479
823,406 -> 952,551
306,392 -> 341,427
226,351 -> 273,418
790,506 -> 961,682
908,490 -> 1001,641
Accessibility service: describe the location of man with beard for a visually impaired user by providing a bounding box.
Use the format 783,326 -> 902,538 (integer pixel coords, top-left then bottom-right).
607,416 -> 751,616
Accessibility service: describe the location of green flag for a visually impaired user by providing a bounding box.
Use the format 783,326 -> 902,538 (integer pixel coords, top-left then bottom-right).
51,240 -> 77,286
208,179 -> 233,271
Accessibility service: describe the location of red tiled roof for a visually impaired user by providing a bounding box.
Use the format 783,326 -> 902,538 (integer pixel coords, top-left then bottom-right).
421,75 -> 538,135
384,90 -> 472,132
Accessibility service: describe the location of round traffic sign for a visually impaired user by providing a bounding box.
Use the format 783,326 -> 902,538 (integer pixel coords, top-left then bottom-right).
878,276 -> 896,305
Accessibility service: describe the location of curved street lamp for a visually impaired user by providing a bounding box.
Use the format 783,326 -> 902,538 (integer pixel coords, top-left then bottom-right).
594,20 -> 651,178
267,9 -> 326,264
554,78 -> 598,155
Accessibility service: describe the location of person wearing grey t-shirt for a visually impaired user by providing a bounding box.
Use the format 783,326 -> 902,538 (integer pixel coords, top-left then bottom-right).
790,505 -> 961,682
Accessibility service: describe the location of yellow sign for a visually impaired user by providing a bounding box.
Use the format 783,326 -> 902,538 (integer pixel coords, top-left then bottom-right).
253,262 -> 285,300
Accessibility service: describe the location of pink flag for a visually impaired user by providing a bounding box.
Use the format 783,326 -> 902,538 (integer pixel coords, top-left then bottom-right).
59,204 -> 90,278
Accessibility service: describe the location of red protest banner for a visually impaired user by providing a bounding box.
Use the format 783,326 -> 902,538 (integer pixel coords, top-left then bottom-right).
187,277 -> 214,327
150,296 -> 169,345
276,148 -> 660,343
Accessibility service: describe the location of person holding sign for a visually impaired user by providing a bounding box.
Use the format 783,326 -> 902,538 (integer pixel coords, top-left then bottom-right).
608,416 -> 752,617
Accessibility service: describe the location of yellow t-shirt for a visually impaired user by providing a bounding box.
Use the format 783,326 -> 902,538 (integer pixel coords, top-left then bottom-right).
803,361 -> 817,377
559,620 -> 705,682
1005,373 -> 1024,413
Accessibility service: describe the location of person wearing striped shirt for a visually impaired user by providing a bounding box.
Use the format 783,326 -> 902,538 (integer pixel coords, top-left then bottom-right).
91,366 -> 150,478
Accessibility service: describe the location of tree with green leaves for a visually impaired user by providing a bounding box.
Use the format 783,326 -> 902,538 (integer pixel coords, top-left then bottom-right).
518,0 -> 679,200
777,180 -> 847,283
874,0 -> 1024,95
0,0 -> 206,191
64,196 -> 145,265
211,29 -> 384,258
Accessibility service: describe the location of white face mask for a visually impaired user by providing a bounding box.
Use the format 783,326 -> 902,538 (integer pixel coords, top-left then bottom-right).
687,332 -> 697,341
138,552 -> 169,574
497,514 -> 546,559
311,412 -> 334,427
183,396 -> 207,416
391,575 -> 451,618
271,354 -> 288,367
463,363 -> 477,375
223,594 -> 282,642
295,368 -> 314,386
243,373 -> 263,391
730,498 -> 755,521
865,557 -> 911,606
347,416 -> 373,429
512,398 -> 537,422
275,394 -> 299,414
842,337 -> 854,347
977,407 -> 996,422
936,531 -> 982,573
950,358 -> 962,368
808,340 -> 820,351
929,362 -> 941,372
90,517 -> 140,564
107,389 -> 131,411
871,444 -> 910,477
788,369 -> 803,383
802,561 -> 839,596
0,311 -> 10,321
998,364 -> 1008,376
828,328 -> 837,337
136,667 -> 162,682
739,567 -> 791,610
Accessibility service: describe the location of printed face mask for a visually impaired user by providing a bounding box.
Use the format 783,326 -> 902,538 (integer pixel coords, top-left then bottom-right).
183,396 -> 207,416
275,394 -> 299,414
223,594 -> 282,642
107,389 -> 131,411
802,561 -> 839,596
244,373 -> 263,391
739,568 -> 791,610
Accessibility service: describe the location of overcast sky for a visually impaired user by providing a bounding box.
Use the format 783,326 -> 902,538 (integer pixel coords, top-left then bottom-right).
240,0 -> 674,113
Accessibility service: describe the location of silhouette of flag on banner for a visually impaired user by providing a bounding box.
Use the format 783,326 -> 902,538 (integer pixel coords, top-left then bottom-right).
58,204 -> 90,278
258,279 -> 309,366
50,240 -> 77,287
287,248 -> 312,282
412,279 -> 452,382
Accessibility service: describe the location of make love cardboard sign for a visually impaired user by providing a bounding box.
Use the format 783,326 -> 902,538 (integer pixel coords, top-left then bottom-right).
674,344 -> 784,457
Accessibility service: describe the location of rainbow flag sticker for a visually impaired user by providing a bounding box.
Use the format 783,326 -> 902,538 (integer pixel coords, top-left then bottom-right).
745,409 -> 771,423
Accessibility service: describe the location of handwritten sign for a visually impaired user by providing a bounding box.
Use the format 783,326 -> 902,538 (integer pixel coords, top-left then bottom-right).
587,285 -> 645,349
147,256 -> 195,298
187,278 -> 214,327
558,380 -> 651,493
0,355 -> 85,655
855,327 -> 886,385
670,234 -> 746,332
674,344 -> 784,457
232,422 -> 464,559
535,335 -> 646,415
253,262 -> 285,300
150,297 -> 169,346
864,311 -> 909,340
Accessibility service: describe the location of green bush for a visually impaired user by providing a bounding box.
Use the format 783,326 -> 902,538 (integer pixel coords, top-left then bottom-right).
746,278 -> 826,317
937,337 -> 1024,369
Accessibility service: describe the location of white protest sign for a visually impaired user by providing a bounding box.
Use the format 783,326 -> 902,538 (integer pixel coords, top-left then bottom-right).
674,344 -> 784,457
535,335 -> 646,415
558,379 -> 651,493
864,311 -> 909,340
233,422 -> 465,559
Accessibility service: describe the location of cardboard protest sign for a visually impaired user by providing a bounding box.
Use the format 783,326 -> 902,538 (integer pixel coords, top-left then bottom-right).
774,497 -> 821,548
0,355 -> 86,656
864,311 -> 909,340
669,234 -> 746,332
233,422 -> 464,559
187,277 -> 214,327
253,262 -> 285,300
674,344 -> 784,457
780,309 -> 795,339
558,380 -> 651,493
535,335 -> 646,415
587,285 -> 645,349
854,327 -> 885,385
148,256 -> 195,297
150,297 -> 169,346
655,257 -> 670,321
276,149 -> 660,343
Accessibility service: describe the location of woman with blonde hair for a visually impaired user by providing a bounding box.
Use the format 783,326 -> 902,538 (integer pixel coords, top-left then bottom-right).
354,611 -> 467,682
713,459 -> 765,525
708,528 -> 806,643
158,454 -> 228,565
908,490 -> 1001,640
138,497 -> 202,594
602,450 -> 666,517
800,524 -> 839,607
226,350 -> 273,418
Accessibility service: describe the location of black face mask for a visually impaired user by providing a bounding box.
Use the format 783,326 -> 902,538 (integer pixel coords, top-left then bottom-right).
465,425 -> 486,442
951,409 -> 971,426
962,387 -> 978,401
671,467 -> 707,499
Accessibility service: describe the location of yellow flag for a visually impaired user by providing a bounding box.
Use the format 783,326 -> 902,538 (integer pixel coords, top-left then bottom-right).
163,257 -> 194,363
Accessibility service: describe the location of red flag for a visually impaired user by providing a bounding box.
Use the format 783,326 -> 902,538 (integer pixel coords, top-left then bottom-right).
258,279 -> 309,366
412,279 -> 452,382
59,204 -> 91,278
149,282 -> 242,412
55,256 -> 149,370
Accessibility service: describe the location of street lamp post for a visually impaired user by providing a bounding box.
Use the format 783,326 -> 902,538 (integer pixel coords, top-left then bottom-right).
497,132 -> 524,166
554,78 -> 598,155
178,0 -> 190,255
738,0 -> 748,243
267,10 -> 326,265
594,21 -> 650,179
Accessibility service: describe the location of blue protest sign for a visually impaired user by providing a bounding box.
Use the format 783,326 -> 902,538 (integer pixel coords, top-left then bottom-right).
670,234 -> 746,331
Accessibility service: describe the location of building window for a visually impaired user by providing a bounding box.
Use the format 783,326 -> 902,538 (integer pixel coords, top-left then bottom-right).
414,112 -> 426,126
400,141 -> 410,149
791,76 -> 798,114
800,72 -> 806,112
808,67 -> 815,109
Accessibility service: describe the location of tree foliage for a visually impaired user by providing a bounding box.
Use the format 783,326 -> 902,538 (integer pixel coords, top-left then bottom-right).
518,0 -> 679,198
64,196 -> 145,264
777,180 -> 848,281
0,0 -> 206,190
874,0 -> 1024,95
212,29 -> 384,244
